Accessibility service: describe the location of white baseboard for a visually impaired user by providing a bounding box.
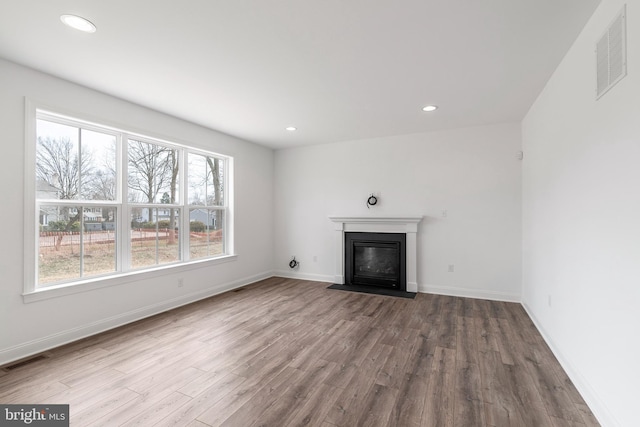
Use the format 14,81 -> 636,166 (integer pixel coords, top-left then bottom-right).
419,284 -> 521,302
273,270 -> 334,283
0,271 -> 273,367
521,303 -> 619,427
272,275 -> 520,302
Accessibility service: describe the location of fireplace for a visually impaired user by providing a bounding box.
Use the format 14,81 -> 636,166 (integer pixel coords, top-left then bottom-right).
345,232 -> 406,290
329,216 -> 423,293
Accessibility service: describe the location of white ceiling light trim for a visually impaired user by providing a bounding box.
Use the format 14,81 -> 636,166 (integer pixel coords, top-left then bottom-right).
285,126 -> 297,131
60,14 -> 96,33
422,105 -> 438,112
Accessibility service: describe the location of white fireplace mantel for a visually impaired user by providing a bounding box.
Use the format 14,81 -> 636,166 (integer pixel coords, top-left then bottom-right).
329,216 -> 423,293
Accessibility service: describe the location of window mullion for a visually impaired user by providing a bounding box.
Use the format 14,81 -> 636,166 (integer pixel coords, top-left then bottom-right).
79,207 -> 85,277
225,157 -> 233,255
119,134 -> 130,272
181,150 -> 189,262
77,127 -> 82,200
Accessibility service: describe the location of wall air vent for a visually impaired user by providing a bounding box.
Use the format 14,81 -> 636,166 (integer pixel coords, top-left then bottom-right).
596,5 -> 627,99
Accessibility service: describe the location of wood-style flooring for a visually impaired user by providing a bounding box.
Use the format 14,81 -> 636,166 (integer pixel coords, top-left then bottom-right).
0,277 -> 600,426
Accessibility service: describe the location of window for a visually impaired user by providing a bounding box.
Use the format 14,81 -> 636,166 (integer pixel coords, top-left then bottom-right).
127,139 -> 181,270
28,106 -> 232,295
35,118 -> 119,286
187,153 -> 226,260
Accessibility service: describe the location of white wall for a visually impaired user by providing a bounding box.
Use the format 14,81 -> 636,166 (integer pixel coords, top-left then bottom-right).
274,123 -> 522,301
0,58 -> 274,365
522,1 -> 639,426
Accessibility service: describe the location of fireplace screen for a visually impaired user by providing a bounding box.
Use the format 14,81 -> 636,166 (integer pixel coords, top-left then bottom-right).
354,245 -> 399,279
345,232 -> 406,289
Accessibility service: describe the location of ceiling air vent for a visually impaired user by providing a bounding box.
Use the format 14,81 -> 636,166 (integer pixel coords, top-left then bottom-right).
596,5 -> 627,99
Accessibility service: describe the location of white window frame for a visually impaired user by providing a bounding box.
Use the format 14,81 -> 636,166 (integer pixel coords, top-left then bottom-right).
23,99 -> 236,303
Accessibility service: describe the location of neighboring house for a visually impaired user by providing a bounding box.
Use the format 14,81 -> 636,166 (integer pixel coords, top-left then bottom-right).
37,180 -> 107,228
189,208 -> 216,228
36,180 -> 59,226
134,208 -> 215,228
134,207 -> 177,224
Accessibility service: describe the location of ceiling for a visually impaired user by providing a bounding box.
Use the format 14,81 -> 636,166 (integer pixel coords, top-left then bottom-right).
0,1 -> 600,149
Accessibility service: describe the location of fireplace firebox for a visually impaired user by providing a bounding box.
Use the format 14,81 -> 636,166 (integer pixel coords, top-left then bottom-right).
345,232 -> 406,290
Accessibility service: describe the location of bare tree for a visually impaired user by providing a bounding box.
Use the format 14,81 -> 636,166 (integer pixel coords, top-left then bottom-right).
87,170 -> 116,202
36,136 -> 89,200
36,136 -> 98,250
127,140 -> 176,204
206,157 -> 223,230
86,144 -> 117,203
128,140 -> 179,244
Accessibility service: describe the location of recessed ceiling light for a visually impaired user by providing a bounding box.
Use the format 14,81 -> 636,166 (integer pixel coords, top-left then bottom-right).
422,105 -> 438,112
285,126 -> 297,131
60,14 -> 96,33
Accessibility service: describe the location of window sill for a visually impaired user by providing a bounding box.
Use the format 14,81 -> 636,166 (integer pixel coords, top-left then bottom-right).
22,254 -> 238,303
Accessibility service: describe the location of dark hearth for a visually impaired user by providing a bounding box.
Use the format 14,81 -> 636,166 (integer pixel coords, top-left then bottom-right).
327,283 -> 416,299
345,232 -> 406,290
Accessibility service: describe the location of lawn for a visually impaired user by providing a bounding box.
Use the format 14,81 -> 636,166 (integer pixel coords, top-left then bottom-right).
38,230 -> 223,285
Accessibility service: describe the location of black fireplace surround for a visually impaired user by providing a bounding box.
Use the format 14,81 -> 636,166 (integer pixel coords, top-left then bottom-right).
345,232 -> 406,291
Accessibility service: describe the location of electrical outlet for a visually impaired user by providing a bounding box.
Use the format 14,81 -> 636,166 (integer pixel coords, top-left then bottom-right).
313,255 -> 318,262
178,278 -> 184,288
448,264 -> 454,272
548,295 -> 552,307
442,210 -> 448,217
